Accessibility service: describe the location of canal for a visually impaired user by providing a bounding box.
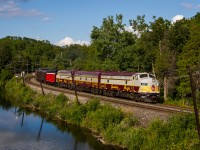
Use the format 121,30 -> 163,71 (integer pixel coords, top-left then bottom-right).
0,97 -> 121,150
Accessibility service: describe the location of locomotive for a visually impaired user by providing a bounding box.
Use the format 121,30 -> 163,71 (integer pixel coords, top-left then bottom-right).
35,69 -> 159,103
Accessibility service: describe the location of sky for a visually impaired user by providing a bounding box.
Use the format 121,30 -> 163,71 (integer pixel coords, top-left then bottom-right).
0,0 -> 199,46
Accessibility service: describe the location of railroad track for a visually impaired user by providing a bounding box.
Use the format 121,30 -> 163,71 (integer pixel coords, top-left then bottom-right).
25,76 -> 194,114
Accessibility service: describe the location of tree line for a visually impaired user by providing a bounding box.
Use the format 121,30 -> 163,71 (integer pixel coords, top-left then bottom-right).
0,13 -> 200,102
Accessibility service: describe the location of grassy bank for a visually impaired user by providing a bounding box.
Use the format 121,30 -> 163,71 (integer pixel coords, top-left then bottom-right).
4,77 -> 200,149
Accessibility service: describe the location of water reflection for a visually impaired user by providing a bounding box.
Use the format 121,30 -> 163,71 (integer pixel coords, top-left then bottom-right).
0,98 -> 123,150
37,117 -> 44,140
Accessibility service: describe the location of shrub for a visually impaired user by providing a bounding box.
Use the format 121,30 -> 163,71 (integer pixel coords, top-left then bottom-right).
56,93 -> 69,103
120,113 -> 138,128
82,104 -> 124,132
85,98 -> 100,112
4,77 -> 200,149
64,103 -> 87,125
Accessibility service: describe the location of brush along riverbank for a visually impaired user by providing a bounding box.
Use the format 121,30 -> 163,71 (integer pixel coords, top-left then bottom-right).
4,77 -> 200,149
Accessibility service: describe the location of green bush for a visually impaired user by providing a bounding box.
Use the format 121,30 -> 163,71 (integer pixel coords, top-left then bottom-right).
4,77 -> 200,149
63,103 -> 87,125
85,98 -> 100,112
120,113 -> 138,128
125,128 -> 147,150
56,93 -> 68,103
82,104 -> 124,132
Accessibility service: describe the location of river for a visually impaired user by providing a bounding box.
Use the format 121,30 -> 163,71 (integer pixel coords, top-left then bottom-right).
0,97 -> 122,150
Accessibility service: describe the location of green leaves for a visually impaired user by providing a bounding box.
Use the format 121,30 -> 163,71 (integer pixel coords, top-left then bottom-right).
91,14 -> 136,61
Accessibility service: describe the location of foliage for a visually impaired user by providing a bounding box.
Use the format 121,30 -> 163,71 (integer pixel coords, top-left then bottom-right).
101,58 -> 119,71
91,14 -> 136,61
0,37 -> 60,71
1,13 -> 200,103
0,69 -> 13,84
177,13 -> 200,99
56,93 -> 68,103
85,98 -> 100,112
82,104 -> 124,132
4,78 -> 200,149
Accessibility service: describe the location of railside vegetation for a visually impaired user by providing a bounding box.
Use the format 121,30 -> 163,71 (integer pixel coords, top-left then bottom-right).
1,13 -> 200,104
4,77 -> 200,149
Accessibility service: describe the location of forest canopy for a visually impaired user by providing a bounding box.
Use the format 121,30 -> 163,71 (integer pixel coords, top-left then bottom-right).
0,13 -> 200,101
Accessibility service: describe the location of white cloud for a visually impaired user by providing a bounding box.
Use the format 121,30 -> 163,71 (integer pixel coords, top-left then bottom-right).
55,37 -> 90,46
125,26 -> 134,32
172,15 -> 184,23
181,3 -> 200,9
42,17 -> 52,22
125,26 -> 140,37
181,3 -> 193,9
0,0 -> 42,17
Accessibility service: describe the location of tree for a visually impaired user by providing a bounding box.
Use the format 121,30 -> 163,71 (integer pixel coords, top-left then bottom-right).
177,13 -> 200,99
0,39 -> 12,70
129,15 -> 149,34
91,14 -> 136,61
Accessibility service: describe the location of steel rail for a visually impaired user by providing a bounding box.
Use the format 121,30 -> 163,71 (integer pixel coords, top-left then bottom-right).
25,76 -> 193,114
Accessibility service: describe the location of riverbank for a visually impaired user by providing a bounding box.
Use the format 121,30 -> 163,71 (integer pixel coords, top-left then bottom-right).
4,77 -> 200,149
0,100 -> 114,150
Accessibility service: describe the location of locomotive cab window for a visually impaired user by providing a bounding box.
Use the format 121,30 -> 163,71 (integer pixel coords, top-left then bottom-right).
149,74 -> 155,78
140,74 -> 148,78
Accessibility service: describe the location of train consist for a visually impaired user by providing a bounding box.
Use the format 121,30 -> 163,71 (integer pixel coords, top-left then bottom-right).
35,69 -> 160,103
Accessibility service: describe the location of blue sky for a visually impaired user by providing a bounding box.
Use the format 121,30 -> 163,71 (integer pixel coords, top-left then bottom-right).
0,0 -> 199,46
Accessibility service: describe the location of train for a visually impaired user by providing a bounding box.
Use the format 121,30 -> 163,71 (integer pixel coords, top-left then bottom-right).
35,68 -> 160,103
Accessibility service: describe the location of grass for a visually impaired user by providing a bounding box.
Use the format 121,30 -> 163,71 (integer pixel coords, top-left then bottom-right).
4,77 -> 200,149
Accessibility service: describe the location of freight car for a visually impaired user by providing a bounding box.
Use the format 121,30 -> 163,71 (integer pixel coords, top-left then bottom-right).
35,68 -> 57,85
35,69 -> 159,103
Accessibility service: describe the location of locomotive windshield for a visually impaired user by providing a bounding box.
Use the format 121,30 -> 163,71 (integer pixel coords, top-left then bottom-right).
149,74 -> 155,78
140,74 -> 148,78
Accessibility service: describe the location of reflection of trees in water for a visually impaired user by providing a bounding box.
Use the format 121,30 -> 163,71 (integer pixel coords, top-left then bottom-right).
37,118 -> 44,140
45,118 -> 122,150
14,108 -> 25,127
0,95 -> 12,110
16,108 -> 45,141
0,98 -> 122,150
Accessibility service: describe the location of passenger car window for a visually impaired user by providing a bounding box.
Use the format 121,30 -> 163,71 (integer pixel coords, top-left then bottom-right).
141,83 -> 148,86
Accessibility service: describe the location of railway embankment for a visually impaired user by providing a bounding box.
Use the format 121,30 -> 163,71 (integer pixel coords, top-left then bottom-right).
28,76 -> 170,126
4,77 -> 200,149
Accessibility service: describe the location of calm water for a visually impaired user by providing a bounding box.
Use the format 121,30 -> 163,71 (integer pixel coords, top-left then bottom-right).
0,98 -> 121,150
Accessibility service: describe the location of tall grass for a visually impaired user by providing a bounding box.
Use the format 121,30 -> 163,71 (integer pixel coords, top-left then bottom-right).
4,77 -> 200,149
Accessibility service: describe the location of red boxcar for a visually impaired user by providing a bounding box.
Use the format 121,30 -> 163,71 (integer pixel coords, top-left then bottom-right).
46,72 -> 56,83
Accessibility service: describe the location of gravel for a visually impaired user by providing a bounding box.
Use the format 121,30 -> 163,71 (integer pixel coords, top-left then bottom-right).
28,78 -> 171,127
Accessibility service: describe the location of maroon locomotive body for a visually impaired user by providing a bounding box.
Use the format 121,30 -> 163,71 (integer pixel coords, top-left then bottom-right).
35,69 -> 159,102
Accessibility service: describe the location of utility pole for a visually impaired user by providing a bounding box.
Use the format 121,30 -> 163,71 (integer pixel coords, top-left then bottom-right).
71,71 -> 79,104
188,66 -> 200,140
164,76 -> 168,101
26,60 -> 30,73
21,71 -> 25,86
40,81 -> 45,96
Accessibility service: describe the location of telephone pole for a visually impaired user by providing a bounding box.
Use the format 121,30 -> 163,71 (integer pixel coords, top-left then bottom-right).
188,66 -> 200,140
